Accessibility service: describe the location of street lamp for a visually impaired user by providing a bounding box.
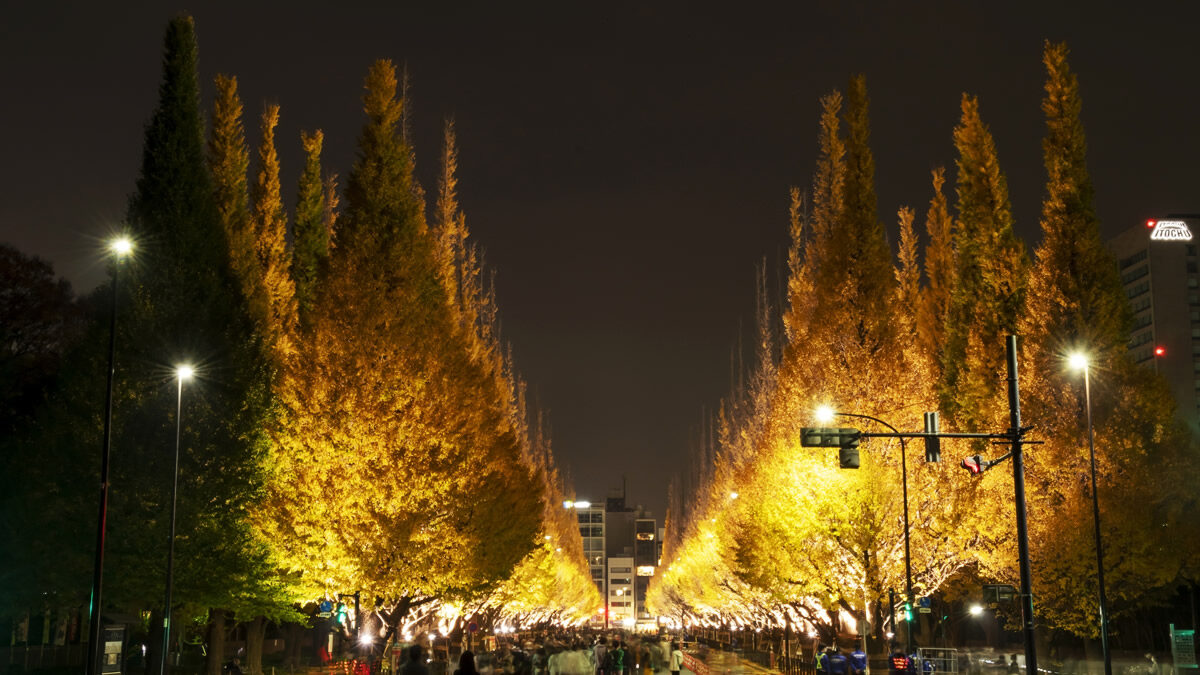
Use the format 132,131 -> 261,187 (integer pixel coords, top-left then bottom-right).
160,365 -> 193,675
816,406 -> 914,657
87,235 -> 134,675
1068,353 -> 1112,675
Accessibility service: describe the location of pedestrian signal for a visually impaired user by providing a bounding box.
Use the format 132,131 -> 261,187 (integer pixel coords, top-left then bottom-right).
960,455 -> 986,475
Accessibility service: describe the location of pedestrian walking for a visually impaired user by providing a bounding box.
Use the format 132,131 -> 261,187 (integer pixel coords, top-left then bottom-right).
1007,655 -> 1019,675
456,652 -> 480,675
816,645 -> 828,675
594,638 -> 608,675
611,641 -> 626,675
402,646 -> 431,675
669,643 -> 683,675
850,645 -> 868,675
827,648 -> 849,675
533,648 -> 548,675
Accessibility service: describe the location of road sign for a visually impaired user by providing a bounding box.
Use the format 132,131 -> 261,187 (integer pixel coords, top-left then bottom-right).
918,607 -> 932,614
983,584 -> 1017,603
468,622 -> 479,634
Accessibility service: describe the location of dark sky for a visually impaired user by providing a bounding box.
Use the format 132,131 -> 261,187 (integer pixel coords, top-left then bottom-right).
4,2 -> 1199,518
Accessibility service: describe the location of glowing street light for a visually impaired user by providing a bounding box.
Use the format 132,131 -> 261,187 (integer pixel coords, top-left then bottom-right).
968,604 -> 984,617
86,235 -> 135,675
109,236 -> 134,257
1068,352 -> 1112,675
160,365 -> 193,675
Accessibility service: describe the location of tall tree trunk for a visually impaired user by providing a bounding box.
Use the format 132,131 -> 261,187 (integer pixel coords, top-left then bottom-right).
246,616 -> 266,675
283,622 -> 303,668
206,611 -> 227,675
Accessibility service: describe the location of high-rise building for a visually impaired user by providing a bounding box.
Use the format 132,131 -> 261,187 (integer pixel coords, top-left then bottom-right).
569,485 -> 660,629
1110,215 -> 1200,432
571,501 -> 606,596
607,556 -> 636,627
634,519 -> 657,627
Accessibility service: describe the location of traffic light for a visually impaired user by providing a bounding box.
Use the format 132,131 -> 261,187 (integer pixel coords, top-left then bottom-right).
800,428 -> 861,469
903,602 -> 913,622
800,427 -> 859,447
923,411 -> 940,463
335,602 -> 348,626
839,438 -> 860,469
960,455 -> 986,475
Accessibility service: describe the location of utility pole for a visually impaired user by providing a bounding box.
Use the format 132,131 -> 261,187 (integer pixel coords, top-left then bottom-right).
1005,336 -> 1038,675
801,336 -> 1039,673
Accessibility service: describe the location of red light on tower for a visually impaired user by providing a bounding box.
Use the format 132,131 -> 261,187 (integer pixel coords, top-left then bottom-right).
1147,219 -> 1157,228
1155,346 -> 1166,357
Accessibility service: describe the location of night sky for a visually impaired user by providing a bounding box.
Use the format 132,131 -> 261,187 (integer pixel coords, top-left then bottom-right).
4,2 -> 1199,518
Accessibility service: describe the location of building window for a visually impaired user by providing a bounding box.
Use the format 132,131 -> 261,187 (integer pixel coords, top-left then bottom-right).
610,577 -> 632,584
1127,282 -> 1150,299
1120,250 -> 1148,269
610,567 -> 631,574
1192,278 -> 1199,289
1189,245 -> 1197,257
1122,265 -> 1149,284
1189,262 -> 1198,274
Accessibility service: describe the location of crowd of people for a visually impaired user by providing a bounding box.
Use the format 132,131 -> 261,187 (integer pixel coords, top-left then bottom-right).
393,632 -> 686,675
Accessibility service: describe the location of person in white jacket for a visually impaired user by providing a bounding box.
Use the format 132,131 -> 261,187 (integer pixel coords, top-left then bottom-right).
669,643 -> 683,675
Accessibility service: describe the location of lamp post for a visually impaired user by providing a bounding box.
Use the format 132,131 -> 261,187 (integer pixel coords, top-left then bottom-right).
87,236 -> 133,675
160,365 -> 193,675
816,406 -> 914,657
1069,353 -> 1112,675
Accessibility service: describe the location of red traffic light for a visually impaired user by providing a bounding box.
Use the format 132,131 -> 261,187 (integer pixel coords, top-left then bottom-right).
960,455 -> 986,475
1146,219 -> 1157,229
1155,346 -> 1166,357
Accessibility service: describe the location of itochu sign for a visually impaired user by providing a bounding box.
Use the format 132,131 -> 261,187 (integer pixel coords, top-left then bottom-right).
1149,219 -> 1194,241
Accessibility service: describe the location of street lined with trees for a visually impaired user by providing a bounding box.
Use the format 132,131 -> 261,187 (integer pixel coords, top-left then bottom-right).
648,42 -> 1200,659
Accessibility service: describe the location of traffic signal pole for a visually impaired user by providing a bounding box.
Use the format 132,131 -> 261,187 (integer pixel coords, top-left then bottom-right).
1005,336 -> 1038,675
826,413 -> 914,657
802,337 -> 1039,673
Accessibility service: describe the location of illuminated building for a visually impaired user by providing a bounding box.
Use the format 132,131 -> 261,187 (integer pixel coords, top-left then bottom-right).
1110,215 -> 1200,430
572,485 -> 660,628
607,556 -> 636,627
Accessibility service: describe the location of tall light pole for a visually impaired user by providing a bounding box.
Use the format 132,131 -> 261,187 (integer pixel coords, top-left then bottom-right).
1069,353 -> 1112,675
816,406 -> 913,657
87,236 -> 133,675
160,365 -> 193,675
